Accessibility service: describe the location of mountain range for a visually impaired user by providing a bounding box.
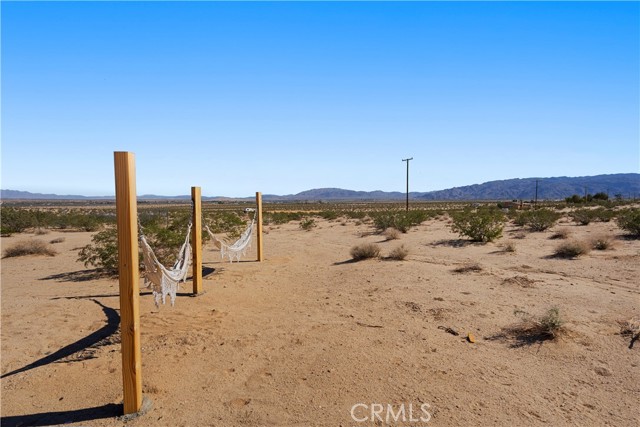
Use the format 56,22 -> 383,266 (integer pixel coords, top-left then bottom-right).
2,173 -> 638,202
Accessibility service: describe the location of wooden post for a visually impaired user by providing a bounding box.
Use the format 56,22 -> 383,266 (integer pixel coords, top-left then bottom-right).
256,192 -> 264,262
191,186 -> 202,294
114,152 -> 143,415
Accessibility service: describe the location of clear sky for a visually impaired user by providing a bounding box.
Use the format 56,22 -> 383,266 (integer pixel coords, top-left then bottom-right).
2,1 -> 638,197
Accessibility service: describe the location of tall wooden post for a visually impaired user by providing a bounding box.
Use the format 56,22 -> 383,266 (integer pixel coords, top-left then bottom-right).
114,152 -> 143,415
256,192 -> 264,262
191,186 -> 202,294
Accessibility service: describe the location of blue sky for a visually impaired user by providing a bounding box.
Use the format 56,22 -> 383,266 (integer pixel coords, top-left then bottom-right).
2,1 -> 638,197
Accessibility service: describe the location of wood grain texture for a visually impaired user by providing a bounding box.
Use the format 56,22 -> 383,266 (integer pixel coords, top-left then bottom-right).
114,152 -> 143,415
256,192 -> 264,262
191,186 -> 203,294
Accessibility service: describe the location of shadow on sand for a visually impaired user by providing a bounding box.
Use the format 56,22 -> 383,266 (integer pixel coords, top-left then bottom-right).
1,299 -> 119,379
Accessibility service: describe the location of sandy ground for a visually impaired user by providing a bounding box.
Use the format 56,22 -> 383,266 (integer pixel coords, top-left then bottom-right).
1,216 -> 639,426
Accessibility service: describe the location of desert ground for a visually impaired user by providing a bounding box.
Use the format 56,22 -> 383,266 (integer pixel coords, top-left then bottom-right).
1,212 -> 639,426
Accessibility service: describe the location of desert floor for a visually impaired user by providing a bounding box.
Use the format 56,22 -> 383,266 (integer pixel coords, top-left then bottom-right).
1,216 -> 639,426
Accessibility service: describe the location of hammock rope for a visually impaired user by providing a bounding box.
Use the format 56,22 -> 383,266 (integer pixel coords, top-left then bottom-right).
139,222 -> 192,307
204,212 -> 255,263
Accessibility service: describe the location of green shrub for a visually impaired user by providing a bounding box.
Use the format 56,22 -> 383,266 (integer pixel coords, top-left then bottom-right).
593,207 -> 615,222
616,208 -> 640,236
570,209 -> 595,225
318,211 -> 339,221
77,227 -> 119,275
371,210 -> 430,233
350,243 -> 381,261
516,209 -> 562,231
300,217 -> 316,231
450,208 -> 505,242
3,239 -> 57,258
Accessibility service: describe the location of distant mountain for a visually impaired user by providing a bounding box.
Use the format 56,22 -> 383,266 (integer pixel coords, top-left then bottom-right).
415,173 -> 640,201
2,173 -> 638,202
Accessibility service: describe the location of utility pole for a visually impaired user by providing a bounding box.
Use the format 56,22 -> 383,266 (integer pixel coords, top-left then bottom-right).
534,179 -> 538,209
402,157 -> 413,212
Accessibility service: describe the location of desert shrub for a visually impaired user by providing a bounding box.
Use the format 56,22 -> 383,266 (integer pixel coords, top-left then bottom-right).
516,209 -> 561,231
554,240 -> 591,258
591,235 -> 613,250
34,228 -> 49,235
549,229 -> 570,240
570,209 -> 595,225
452,263 -> 483,273
503,241 -> 516,253
514,307 -> 564,339
350,243 -> 381,261
371,210 -> 429,233
203,211 -> 245,239
77,227 -> 119,275
593,207 -> 615,222
1,207 -> 35,234
300,217 -> 316,231
50,237 -> 65,244
616,208 -> 640,236
450,207 -> 505,242
383,228 -> 401,240
264,211 -> 303,225
318,210 -> 339,221
3,239 -> 57,258
387,245 -> 409,260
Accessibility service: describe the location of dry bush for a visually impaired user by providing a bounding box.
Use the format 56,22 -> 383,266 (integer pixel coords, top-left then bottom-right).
617,318 -> 640,349
34,228 -> 49,235
501,275 -> 536,288
502,241 -> 516,253
387,245 -> 409,260
618,318 -> 640,337
512,232 -> 527,239
554,240 -> 590,258
383,228 -> 401,241
512,307 -> 565,341
452,263 -> 482,273
3,240 -> 57,258
350,243 -> 381,261
591,235 -> 613,251
50,237 -> 66,244
549,228 -> 570,240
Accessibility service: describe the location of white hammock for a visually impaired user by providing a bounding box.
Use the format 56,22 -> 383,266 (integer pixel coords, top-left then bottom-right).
205,214 -> 255,263
139,223 -> 192,306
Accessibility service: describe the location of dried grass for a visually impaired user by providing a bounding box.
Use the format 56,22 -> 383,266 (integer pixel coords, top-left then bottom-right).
3,240 -> 57,258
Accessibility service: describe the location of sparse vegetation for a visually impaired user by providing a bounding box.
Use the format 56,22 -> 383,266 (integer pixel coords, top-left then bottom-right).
77,227 -> 119,275
383,228 -> 401,241
549,229 -> 570,240
502,241 -> 516,253
387,245 -> 409,260
513,306 -> 565,340
3,240 -> 57,258
300,217 -> 317,231
591,235 -> 613,250
554,240 -> 591,258
616,208 -> 640,236
570,209 -> 595,225
50,237 -> 65,244
450,207 -> 505,242
516,209 -> 562,231
350,243 -> 381,261
371,210 -> 431,233
453,263 -> 483,273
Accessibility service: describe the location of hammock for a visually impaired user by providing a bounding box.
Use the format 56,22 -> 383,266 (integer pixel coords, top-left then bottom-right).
139,223 -> 192,306
205,214 -> 255,263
